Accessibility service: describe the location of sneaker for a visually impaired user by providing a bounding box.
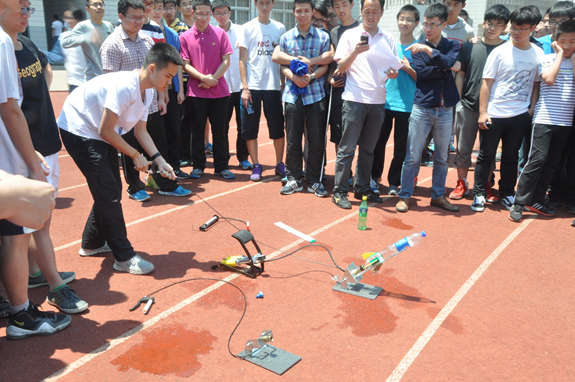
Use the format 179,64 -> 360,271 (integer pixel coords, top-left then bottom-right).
113,255 -> 154,275
500,195 -> 514,211
205,143 -> 213,156
175,169 -> 189,180
486,183 -> 499,203
145,174 -> 159,190
6,302 -> 71,340
159,186 -> 192,197
129,190 -> 151,202
509,204 -> 524,222
525,202 -> 557,216
46,285 -> 89,314
0,295 -> 9,318
370,178 -> 380,194
239,160 -> 253,170
450,144 -> 456,152
471,195 -> 486,212
449,178 -> 469,200
281,176 -> 288,185
214,169 -> 236,179
387,185 -> 400,196
332,191 -> 351,209
275,162 -> 286,178
430,196 -> 459,212
180,159 -> 192,168
251,164 -> 262,182
29,271 -> 76,289
189,168 -> 204,179
280,180 -> 303,195
79,243 -> 112,257
354,190 -> 383,203
308,182 -> 328,197
396,198 -> 409,213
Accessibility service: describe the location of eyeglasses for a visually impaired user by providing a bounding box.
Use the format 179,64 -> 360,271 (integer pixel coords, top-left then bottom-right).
327,13 -> 338,20
19,6 -> 35,15
509,26 -> 532,33
165,5 -> 176,11
485,22 -> 505,30
90,2 -> 105,8
143,1 -> 155,8
195,12 -> 212,18
214,11 -> 230,17
422,22 -> 442,30
549,19 -> 570,27
398,17 -> 415,24
311,17 -> 325,23
125,15 -> 146,22
153,7 -> 164,12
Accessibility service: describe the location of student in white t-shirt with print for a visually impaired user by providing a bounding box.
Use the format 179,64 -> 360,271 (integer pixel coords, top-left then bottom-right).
58,43 -> 180,276
473,6 -> 545,213
239,0 -> 287,182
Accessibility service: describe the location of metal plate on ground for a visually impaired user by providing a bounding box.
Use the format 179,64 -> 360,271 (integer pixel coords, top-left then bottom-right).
238,345 -> 301,375
332,282 -> 382,300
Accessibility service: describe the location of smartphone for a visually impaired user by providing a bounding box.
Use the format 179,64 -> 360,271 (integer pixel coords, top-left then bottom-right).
360,35 -> 369,44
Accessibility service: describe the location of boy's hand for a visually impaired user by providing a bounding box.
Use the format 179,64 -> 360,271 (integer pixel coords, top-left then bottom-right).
291,74 -> 310,88
400,57 -> 411,71
155,157 -> 176,180
353,41 -> 370,55
330,77 -> 345,87
469,37 -> 480,44
450,61 -> 461,72
406,43 -> 433,57
133,153 -> 149,172
36,151 -> 50,176
177,90 -> 185,104
386,67 -> 399,80
478,112 -> 492,130
158,99 -> 167,115
241,88 -> 252,108
202,74 -> 218,88
551,41 -> 564,55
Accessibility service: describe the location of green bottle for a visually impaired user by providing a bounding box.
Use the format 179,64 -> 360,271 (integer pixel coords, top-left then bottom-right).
358,195 -> 368,230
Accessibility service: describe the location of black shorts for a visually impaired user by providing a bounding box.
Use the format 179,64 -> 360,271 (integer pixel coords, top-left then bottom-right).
0,219 -> 26,236
240,90 -> 285,141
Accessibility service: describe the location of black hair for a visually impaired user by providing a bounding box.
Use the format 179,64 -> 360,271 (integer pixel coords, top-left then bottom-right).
143,42 -> 184,69
397,4 -> 419,22
509,6 -> 539,27
86,0 -> 105,7
549,1 -> 575,20
330,0 -> 353,8
193,0 -> 211,12
53,14 -> 59,20
118,0 -> 145,16
545,8 -> 550,16
527,5 -> 542,25
68,5 -> 86,21
293,0 -> 314,11
211,0 -> 231,12
360,0 -> 384,11
424,3 -> 448,23
556,19 -> 575,39
459,9 -> 467,17
165,0 -> 179,5
314,0 -> 327,16
484,4 -> 510,25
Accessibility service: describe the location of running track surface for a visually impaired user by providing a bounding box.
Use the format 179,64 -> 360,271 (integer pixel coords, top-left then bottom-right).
0,91 -> 573,382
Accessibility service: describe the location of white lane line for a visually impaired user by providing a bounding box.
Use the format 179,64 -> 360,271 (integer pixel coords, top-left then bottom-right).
58,183 -> 87,192
385,216 -> 535,382
58,154 -> 70,158
43,202 -> 379,382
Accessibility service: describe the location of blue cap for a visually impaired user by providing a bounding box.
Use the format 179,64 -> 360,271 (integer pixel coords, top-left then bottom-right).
421,231 -> 427,237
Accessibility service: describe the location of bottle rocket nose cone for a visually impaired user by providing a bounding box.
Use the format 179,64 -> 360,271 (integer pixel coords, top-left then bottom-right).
421,231 -> 427,237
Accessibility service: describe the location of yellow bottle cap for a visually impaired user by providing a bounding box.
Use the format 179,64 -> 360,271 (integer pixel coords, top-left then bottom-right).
362,196 -> 367,201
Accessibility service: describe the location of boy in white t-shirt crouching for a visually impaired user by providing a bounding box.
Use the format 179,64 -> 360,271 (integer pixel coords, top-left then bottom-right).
58,43 -> 181,275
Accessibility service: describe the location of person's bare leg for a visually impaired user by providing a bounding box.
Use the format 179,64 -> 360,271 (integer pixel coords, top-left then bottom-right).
247,139 -> 259,165
28,217 -> 65,290
457,167 -> 469,180
0,234 -> 31,306
273,137 -> 285,165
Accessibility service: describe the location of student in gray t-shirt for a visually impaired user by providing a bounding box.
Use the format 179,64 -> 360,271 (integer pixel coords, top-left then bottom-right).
60,0 -> 114,80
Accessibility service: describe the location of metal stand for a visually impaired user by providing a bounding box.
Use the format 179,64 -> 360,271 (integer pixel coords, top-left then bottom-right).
238,345 -> 301,375
331,262 -> 383,300
211,230 -> 265,278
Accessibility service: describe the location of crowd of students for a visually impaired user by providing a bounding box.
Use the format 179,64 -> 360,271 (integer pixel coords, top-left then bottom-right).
0,0 -> 573,340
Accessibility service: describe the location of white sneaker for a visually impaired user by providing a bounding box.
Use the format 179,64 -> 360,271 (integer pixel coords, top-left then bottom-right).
79,243 -> 112,257
113,255 -> 154,275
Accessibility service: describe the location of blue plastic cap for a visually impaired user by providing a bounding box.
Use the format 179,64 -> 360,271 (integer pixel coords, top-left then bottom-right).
421,231 -> 427,237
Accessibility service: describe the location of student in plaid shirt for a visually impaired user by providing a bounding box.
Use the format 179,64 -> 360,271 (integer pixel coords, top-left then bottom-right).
272,0 -> 333,197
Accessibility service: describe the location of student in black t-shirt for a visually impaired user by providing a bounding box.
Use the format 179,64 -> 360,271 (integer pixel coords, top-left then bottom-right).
449,5 -> 510,203
1,3 -> 89,314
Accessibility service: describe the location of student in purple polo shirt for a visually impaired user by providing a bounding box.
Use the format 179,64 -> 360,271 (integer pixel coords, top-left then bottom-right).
180,0 -> 234,179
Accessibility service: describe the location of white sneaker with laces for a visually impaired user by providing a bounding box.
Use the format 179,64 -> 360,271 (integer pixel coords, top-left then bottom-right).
79,243 -> 112,257
113,255 -> 154,275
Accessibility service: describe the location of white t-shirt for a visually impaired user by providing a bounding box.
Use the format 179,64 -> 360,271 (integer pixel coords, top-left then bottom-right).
483,42 -> 545,118
60,31 -> 87,87
52,20 -> 64,37
239,18 -> 285,91
0,26 -> 28,177
334,26 -> 398,105
217,21 -> 242,93
58,70 -> 153,141
534,54 -> 575,126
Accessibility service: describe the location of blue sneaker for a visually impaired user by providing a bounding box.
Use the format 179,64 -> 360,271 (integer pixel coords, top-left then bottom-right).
275,162 -> 286,178
308,182 -> 328,197
239,160 -> 253,170
214,169 -> 236,179
428,143 -> 435,152
159,186 -> 192,197
129,190 -> 151,202
450,144 -> 456,152
189,169 -> 204,179
205,143 -> 213,154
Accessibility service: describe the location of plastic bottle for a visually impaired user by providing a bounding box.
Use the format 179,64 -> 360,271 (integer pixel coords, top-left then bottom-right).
358,196 -> 368,230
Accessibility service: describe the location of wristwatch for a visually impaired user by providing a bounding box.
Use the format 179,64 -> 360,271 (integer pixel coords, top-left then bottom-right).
309,73 -> 316,84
